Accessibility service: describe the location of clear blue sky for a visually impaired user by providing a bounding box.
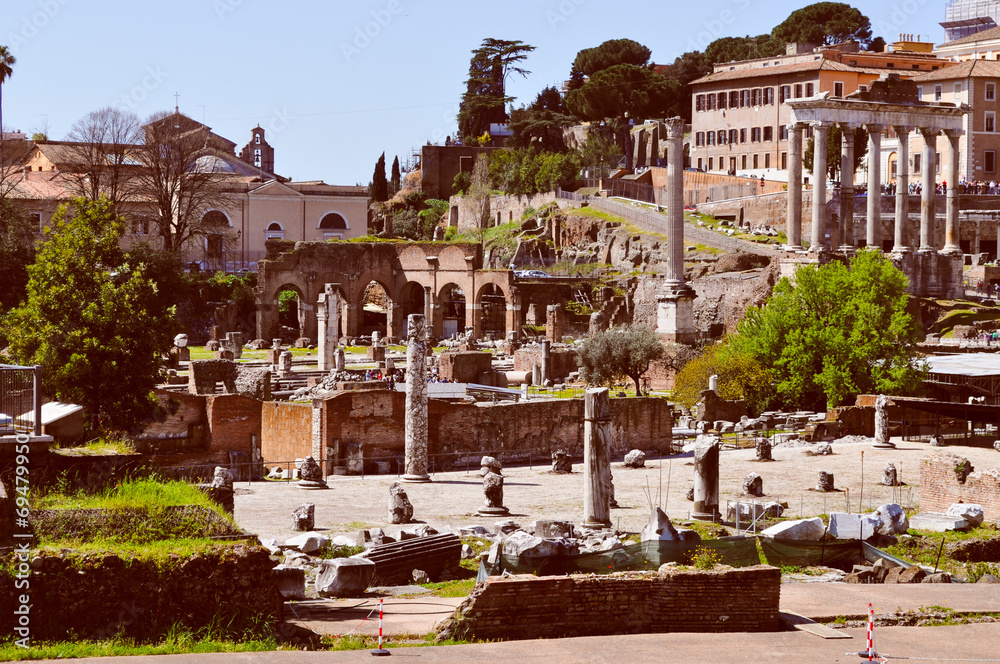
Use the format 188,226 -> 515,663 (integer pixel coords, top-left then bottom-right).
3,0 -> 944,185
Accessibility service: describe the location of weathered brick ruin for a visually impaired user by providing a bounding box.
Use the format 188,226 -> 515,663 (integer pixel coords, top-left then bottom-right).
436,566 -> 780,641
920,451 -> 1000,522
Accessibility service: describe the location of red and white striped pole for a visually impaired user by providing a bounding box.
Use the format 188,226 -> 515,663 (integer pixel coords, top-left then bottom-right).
865,602 -> 876,661
371,598 -> 390,657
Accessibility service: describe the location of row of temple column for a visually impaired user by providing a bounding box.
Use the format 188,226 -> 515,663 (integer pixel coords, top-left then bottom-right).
786,121 -> 963,255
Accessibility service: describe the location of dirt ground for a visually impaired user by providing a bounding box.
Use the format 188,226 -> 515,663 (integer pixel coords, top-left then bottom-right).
233,436 -> 1000,543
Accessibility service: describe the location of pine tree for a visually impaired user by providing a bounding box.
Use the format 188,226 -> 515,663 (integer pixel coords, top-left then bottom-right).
371,152 -> 388,202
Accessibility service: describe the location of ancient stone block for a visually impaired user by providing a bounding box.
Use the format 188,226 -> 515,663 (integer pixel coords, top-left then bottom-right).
188,359 -> 238,395
291,503 -> 315,531
388,482 -> 414,524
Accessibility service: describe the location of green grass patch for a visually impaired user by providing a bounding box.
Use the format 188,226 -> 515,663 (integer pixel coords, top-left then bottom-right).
317,543 -> 366,559
0,635 -> 281,661
28,539 -> 245,567
418,578 -> 478,598
35,477 -> 222,513
929,307 -> 1000,336
51,436 -> 136,456
187,346 -> 314,362
566,207 -> 625,224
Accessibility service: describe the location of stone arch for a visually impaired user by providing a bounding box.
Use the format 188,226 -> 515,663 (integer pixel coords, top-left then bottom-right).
396,281 -> 426,338
887,151 -> 899,183
360,280 -> 393,338
438,282 -> 466,339
202,209 -> 232,227
476,282 -> 507,339
273,282 -> 306,342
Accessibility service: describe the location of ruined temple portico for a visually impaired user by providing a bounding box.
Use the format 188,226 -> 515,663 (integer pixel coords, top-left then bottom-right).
784,79 -> 968,298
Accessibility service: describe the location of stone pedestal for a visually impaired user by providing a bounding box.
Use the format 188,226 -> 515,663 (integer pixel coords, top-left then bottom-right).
317,284 -> 341,372
692,438 -> 720,521
403,314 -> 431,483
583,388 -> 613,528
874,394 -> 895,449
278,351 -> 293,378
656,284 -> 697,343
478,456 -> 509,516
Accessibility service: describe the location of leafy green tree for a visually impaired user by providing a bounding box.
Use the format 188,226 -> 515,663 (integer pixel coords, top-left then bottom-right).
729,249 -> 924,410
804,124 -> 869,181
2,198 -> 176,432
567,63 -> 676,170
772,2 -> 873,48
572,38 -> 652,76
704,35 -> 785,66
371,152 -> 388,202
509,87 -> 574,152
457,38 -> 535,142
577,324 -> 666,396
577,131 -> 624,179
0,198 -> 36,312
672,341 -> 776,415
390,155 -> 401,196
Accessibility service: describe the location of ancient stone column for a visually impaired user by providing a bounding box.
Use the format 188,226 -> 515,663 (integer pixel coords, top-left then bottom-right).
874,394 -> 895,449
787,123 -> 804,250
866,125 -> 883,250
334,347 -> 346,372
810,122 -> 832,252
317,283 -> 341,372
893,126 -> 912,252
839,123 -> 857,251
583,387 -> 612,528
316,298 -> 329,371
975,219 -> 982,255
943,130 -> 963,255
692,437 -> 720,521
403,314 -> 431,483
656,117 -> 696,343
919,128 -> 938,252
540,338 -> 551,385
423,286 -> 434,341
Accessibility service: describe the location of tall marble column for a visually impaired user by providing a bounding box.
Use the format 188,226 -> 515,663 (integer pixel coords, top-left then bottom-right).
787,123 -> 804,250
583,387 -> 612,528
810,122 -> 832,252
865,125 -> 883,250
894,126 -> 912,253
655,117 -> 696,343
317,283 -> 341,372
540,338 -> 551,385
423,286 -> 434,340
919,127 -> 938,252
692,437 -> 720,521
943,130 -> 963,255
839,123 -> 857,251
403,314 -> 431,483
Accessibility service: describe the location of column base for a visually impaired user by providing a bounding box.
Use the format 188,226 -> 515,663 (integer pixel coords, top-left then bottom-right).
873,441 -> 896,450
657,284 -> 697,343
583,518 -> 612,529
941,245 -> 962,256
890,246 -> 912,255
402,474 -> 432,483
477,506 -> 510,517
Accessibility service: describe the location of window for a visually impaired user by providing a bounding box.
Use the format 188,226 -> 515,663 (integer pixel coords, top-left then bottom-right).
741,155 -> 748,169
707,131 -> 715,146
753,154 -> 759,169
781,152 -> 787,169
764,87 -> 774,105
780,125 -> 789,140
936,152 -> 941,173
779,85 -> 789,103
730,90 -> 739,108
765,153 -> 771,169
696,95 -> 705,111
805,83 -> 815,97
763,126 -> 773,142
740,128 -> 747,144
913,64 -> 921,70
319,212 -> 348,231
751,88 -> 760,106
916,86 -> 924,99
891,159 -> 897,179
730,129 -> 738,144
696,132 -> 705,146
30,212 -> 41,230
697,158 -> 703,170
717,93 -> 727,109
988,83 -> 996,101
986,150 -> 997,173
717,130 -> 726,145
935,85 -> 943,101
913,153 -> 922,174
253,148 -> 261,167
834,82 -> 844,98
751,127 -> 761,142
887,62 -> 895,68
987,111 -> 996,133
255,133 -> 261,145
708,157 -> 714,171
794,84 -> 803,98
707,94 -> 716,111
741,89 -> 750,107
265,222 -> 284,240
956,82 -> 964,101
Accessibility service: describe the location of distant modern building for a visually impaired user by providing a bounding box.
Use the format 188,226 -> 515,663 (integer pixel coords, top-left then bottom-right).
941,0 -> 1000,43
6,112 -> 369,271
689,39 -> 952,180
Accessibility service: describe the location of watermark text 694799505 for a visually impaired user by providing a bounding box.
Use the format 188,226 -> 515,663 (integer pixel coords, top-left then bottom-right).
13,432 -> 32,649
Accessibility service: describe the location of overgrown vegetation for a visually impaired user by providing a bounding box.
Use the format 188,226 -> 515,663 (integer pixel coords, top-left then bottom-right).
577,324 -> 666,396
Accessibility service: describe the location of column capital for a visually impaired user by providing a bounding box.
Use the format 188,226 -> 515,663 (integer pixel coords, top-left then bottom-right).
664,116 -> 685,140
864,123 -> 885,134
943,128 -> 964,140
919,126 -> 942,139
786,121 -> 807,131
892,125 -> 914,136
810,120 -> 834,130
838,122 -> 861,132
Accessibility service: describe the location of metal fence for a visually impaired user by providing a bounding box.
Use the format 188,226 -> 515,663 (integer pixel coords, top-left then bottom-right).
0,364 -> 42,436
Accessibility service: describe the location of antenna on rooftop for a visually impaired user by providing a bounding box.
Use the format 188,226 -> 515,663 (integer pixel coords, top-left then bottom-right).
173,92 -> 181,114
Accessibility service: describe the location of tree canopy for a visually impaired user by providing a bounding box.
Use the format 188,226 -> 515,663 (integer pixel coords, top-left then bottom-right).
726,250 -> 925,410
804,124 -> 870,181
508,86 -> 575,152
577,324 -> 666,396
0,197 -> 36,313
572,38 -> 651,76
2,198 -> 176,432
371,152 -> 388,202
457,38 -> 535,142
772,2 -> 873,48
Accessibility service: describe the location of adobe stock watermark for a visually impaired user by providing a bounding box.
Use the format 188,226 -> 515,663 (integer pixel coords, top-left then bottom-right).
6,0 -> 72,53
13,432 -> 32,649
686,0 -> 753,53
340,0 -> 406,63
113,65 -> 169,112
873,0 -> 932,37
212,0 -> 243,20
427,104 -> 460,146
545,0 -> 589,31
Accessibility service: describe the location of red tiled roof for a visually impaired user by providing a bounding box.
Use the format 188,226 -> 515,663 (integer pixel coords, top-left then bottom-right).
912,59 -> 1000,81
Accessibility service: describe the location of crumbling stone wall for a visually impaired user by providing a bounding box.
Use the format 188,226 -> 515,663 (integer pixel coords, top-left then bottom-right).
0,544 -> 279,641
438,351 -> 493,383
920,451 -> 1000,523
436,566 -> 780,641
513,347 -> 579,380
188,360 -> 238,395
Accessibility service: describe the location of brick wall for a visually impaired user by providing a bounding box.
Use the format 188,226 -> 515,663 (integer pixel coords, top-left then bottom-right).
920,452 -> 1000,523
512,347 -> 579,380
205,395 -> 262,456
260,401 -> 313,462
310,392 -> 673,467
436,566 -> 780,641
438,351 -> 493,383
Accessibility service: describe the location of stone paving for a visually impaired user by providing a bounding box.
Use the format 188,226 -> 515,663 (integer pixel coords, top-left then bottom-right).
235,437 -> 1000,543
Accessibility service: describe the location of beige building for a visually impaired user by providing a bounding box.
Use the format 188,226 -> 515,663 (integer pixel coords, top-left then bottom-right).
689,41 -> 951,181
5,112 -> 369,271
